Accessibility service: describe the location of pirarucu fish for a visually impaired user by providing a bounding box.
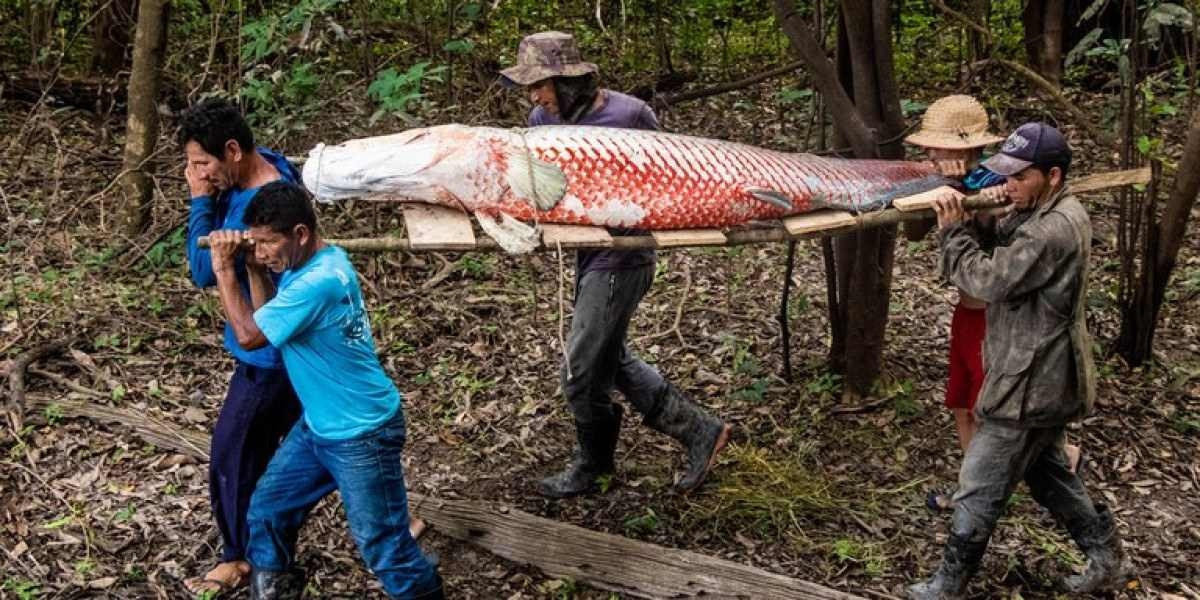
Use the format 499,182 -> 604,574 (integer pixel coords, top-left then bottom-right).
302,124 -> 948,252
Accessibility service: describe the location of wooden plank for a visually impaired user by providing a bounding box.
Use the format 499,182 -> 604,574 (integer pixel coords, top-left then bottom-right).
409,493 -> 864,600
401,204 -> 476,251
892,185 -> 964,212
783,210 -> 856,236
1073,166 -> 1152,194
541,224 -> 613,249
651,228 -> 728,248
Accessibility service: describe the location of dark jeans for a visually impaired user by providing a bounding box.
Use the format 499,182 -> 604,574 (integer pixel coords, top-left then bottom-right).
210,361 -> 300,563
245,411 -> 439,599
951,419 -> 1100,545
563,266 -> 669,426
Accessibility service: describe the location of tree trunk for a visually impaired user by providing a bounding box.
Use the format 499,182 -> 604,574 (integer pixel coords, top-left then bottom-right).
91,0 -> 135,75
1117,112 -> 1200,365
1022,0 -> 1045,70
119,0 -> 169,239
965,0 -> 988,62
28,0 -> 56,68
1040,0 -> 1064,87
775,0 -> 904,398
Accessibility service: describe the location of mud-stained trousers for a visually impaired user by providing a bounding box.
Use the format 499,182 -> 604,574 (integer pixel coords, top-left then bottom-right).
950,419 -> 1101,550
561,265 -> 670,427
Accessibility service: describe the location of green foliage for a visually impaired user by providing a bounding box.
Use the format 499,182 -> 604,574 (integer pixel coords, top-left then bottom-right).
731,378 -> 769,403
831,538 -> 886,577
2,578 -> 40,600
139,226 -> 186,272
368,62 -> 446,125
236,0 -> 346,140
43,403 -> 64,426
805,371 -> 842,397
622,508 -> 663,534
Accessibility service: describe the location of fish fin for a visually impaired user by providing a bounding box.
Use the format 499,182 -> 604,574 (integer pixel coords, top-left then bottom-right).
746,187 -> 794,211
506,152 -> 567,212
476,211 -> 541,254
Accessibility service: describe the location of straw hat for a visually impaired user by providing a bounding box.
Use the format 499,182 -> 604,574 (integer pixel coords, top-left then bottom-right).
904,95 -> 1004,150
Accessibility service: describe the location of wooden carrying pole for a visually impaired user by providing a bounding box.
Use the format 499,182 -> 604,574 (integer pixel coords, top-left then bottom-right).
198,168 -> 1150,253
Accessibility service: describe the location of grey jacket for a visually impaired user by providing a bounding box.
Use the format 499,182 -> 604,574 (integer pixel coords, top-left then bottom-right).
939,185 -> 1096,427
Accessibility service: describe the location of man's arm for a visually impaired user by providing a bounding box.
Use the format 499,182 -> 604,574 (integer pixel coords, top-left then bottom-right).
209,230 -> 269,350
245,256 -> 276,310
933,194 -> 1070,303
185,163 -> 221,288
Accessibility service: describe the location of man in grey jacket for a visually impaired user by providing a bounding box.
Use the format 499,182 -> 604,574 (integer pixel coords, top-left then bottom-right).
910,123 -> 1127,598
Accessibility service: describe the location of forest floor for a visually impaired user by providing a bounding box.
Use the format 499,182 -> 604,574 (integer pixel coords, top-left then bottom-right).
1,79 -> 1198,599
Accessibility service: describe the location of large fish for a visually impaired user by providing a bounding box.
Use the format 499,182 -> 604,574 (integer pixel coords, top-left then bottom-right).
302,124 -> 948,252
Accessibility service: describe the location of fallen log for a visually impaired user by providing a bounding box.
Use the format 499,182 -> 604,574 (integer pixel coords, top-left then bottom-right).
22,389 -> 863,599
408,492 -> 865,600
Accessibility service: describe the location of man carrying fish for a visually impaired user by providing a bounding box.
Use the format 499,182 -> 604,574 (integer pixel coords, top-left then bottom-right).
180,98 -> 302,596
499,31 -> 732,497
206,182 -> 442,599
910,123 -> 1126,598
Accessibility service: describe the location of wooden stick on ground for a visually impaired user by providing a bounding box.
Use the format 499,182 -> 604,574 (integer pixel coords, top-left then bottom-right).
4,339 -> 72,430
22,388 -> 864,599
408,492 -> 865,600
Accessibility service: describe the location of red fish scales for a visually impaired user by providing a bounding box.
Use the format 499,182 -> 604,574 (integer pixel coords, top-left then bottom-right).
500,127 -> 941,229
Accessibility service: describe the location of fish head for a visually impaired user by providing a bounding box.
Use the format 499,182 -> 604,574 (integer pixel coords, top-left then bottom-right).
304,124 -> 495,209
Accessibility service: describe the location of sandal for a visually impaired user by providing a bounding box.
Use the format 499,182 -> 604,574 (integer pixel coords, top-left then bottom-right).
925,489 -> 956,513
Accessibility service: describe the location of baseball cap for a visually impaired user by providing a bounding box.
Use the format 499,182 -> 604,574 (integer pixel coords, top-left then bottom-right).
982,122 -> 1072,176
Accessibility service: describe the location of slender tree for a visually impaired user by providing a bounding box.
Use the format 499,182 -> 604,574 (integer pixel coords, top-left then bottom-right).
119,0 -> 169,238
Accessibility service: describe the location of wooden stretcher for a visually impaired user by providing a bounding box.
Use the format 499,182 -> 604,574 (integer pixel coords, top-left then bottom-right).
199,167 -> 1150,253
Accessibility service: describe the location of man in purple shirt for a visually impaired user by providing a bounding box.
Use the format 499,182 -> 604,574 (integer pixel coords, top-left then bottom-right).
501,31 -> 731,498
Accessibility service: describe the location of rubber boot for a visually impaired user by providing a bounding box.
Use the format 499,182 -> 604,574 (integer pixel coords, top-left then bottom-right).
1063,504 -> 1128,592
907,534 -> 986,600
413,572 -> 445,600
538,404 -> 622,498
250,568 -> 307,600
645,385 -> 731,493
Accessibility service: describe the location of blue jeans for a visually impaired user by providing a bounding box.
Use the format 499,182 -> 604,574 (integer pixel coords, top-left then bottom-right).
245,411 -> 438,598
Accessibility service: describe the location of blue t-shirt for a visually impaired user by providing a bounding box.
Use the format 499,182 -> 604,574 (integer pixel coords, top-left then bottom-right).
529,89 -> 659,275
253,246 -> 401,440
186,147 -> 300,369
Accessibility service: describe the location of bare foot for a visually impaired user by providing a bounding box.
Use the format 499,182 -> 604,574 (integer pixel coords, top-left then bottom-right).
1066,444 -> 1082,474
185,560 -> 251,596
410,517 -> 428,540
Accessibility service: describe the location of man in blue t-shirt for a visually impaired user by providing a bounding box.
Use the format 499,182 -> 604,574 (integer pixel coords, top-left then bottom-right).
206,182 -> 441,599
500,31 -> 731,498
180,98 -> 301,596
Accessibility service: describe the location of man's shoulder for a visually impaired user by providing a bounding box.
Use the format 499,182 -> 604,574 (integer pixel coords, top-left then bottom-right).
602,90 -> 651,117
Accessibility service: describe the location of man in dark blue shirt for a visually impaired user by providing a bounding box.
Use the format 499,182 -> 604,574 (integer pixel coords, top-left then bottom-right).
181,98 -> 301,596
501,31 -> 731,498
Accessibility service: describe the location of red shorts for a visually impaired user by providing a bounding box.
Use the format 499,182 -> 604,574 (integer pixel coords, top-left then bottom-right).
945,303 -> 986,410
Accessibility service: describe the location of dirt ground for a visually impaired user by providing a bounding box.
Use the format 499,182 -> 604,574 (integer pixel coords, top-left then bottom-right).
2,86 -> 1198,599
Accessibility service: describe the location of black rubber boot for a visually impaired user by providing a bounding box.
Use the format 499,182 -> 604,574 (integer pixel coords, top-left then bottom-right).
250,568 -> 307,600
413,572 -> 445,599
1063,504 -> 1128,592
538,404 -> 623,498
907,534 -> 986,600
645,385 -> 731,493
